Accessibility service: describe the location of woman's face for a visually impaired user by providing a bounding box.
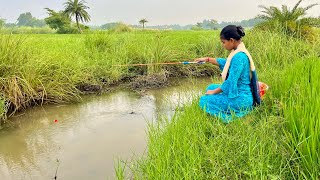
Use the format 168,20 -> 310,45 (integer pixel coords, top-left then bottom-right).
221,38 -> 236,51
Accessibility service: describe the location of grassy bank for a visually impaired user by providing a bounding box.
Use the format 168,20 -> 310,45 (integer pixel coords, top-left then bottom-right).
0,30 -> 221,122
116,31 -> 320,179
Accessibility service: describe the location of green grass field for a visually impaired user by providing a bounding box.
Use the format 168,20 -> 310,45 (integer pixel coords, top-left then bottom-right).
1,29 -> 319,179
116,30 -> 319,179
123,58 -> 320,179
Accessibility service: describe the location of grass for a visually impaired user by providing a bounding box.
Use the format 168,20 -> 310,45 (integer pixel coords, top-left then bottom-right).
125,58 -> 320,179
0,29 -> 319,178
277,58 -> 320,178
0,26 -> 56,34
0,30 -> 218,122
128,103 -> 287,179
113,30 -> 320,179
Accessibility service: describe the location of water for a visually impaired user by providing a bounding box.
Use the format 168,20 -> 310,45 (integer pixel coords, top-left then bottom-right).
0,78 -> 212,180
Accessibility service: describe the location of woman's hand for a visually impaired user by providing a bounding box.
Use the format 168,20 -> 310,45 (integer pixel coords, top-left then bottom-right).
206,88 -> 223,95
206,90 -> 215,95
195,57 -> 209,63
195,57 -> 218,66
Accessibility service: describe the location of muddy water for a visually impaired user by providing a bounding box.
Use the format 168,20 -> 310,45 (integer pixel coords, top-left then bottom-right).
0,78 -> 212,180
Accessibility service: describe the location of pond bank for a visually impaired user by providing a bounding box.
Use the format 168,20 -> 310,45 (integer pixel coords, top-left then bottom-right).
1,64 -> 218,123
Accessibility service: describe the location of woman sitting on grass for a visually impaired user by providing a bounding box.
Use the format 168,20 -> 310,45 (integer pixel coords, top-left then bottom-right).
195,25 -> 260,123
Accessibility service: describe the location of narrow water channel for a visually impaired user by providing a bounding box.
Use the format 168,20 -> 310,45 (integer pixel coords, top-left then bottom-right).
0,78 -> 213,180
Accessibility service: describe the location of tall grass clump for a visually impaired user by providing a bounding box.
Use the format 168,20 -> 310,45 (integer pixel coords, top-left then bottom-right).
0,35 -> 36,114
244,29 -> 318,73
190,36 -> 217,57
85,32 -> 115,52
232,30 -> 319,178
270,58 -> 320,178
84,32 -> 120,82
0,35 -> 82,122
146,34 -> 176,74
84,32 -> 128,83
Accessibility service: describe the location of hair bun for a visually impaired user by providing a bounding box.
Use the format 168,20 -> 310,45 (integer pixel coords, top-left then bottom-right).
236,26 -> 245,37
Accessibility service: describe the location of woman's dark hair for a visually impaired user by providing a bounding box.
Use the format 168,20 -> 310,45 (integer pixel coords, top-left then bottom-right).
220,25 -> 245,40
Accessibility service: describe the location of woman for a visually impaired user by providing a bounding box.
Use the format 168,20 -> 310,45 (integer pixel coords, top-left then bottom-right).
195,25 -> 260,123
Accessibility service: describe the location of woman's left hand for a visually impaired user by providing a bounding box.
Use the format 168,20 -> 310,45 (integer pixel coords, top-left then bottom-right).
206,88 -> 222,95
206,90 -> 215,95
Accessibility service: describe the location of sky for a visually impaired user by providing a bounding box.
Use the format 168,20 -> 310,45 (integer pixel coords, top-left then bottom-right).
0,0 -> 319,26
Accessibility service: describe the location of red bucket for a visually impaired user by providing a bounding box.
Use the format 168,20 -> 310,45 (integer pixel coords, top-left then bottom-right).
258,82 -> 269,99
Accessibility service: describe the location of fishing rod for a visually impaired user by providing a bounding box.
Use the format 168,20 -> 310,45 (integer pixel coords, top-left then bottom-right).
113,61 -> 206,67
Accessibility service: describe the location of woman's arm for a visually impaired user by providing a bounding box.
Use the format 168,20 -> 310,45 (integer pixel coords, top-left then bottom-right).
206,88 -> 222,95
195,57 -> 219,66
219,53 -> 246,98
206,53 -> 246,96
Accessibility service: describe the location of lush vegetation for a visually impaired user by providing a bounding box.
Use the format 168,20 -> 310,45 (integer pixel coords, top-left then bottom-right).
256,0 -> 320,40
113,30 -> 320,179
0,30 -> 220,122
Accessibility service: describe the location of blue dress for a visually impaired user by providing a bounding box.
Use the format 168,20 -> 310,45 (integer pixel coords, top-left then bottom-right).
199,52 -> 253,123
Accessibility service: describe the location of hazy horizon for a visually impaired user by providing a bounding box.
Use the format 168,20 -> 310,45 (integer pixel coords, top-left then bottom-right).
1,0 -> 319,26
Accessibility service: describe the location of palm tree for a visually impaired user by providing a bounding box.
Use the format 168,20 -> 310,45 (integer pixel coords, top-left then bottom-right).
257,0 -> 319,38
64,0 -> 90,33
139,18 -> 148,29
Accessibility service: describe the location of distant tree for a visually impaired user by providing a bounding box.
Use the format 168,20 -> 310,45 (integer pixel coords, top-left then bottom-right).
17,12 -> 33,26
4,23 -> 16,28
100,22 -> 121,30
216,18 -> 264,29
256,0 -> 320,39
31,19 -> 46,27
191,26 -> 202,31
196,22 -> 203,28
191,23 -> 204,31
16,12 -> 46,27
63,0 -> 91,33
110,23 -> 132,33
208,19 -> 218,30
45,8 -> 78,34
139,18 -> 148,29
0,18 -> 5,29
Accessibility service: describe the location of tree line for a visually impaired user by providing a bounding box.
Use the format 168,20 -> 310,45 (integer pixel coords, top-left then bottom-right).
1,0 -> 319,37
